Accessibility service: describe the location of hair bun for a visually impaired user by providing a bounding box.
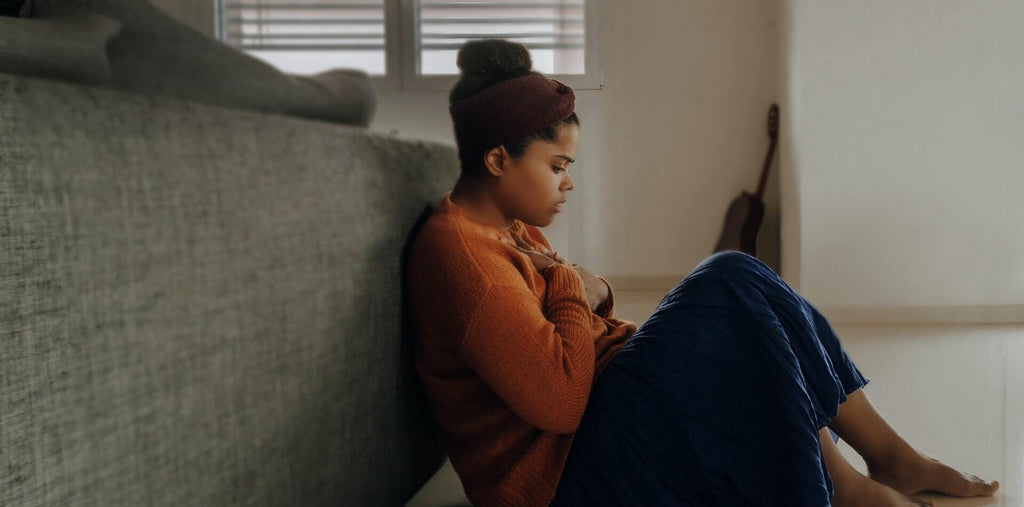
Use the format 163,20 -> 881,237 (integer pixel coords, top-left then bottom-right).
456,39 -> 533,78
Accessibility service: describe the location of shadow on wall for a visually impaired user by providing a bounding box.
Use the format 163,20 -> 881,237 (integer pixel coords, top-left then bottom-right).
399,203 -> 451,499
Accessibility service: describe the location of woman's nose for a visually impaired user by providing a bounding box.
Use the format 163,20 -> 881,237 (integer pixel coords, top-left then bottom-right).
562,174 -> 574,191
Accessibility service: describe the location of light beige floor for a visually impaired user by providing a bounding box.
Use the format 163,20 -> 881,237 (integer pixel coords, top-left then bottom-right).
405,290 -> 1023,506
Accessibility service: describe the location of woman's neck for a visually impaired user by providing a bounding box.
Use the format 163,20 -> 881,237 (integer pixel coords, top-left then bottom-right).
451,178 -> 515,232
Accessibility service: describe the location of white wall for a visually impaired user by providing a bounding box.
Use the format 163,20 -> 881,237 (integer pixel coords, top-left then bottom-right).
373,0 -> 784,285
588,0 -> 781,281
782,0 -> 1024,311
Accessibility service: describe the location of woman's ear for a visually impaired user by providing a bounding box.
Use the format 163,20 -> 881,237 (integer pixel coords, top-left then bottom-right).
483,146 -> 506,177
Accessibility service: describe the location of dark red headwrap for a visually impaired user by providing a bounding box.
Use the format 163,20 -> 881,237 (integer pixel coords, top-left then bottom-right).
449,74 -> 575,159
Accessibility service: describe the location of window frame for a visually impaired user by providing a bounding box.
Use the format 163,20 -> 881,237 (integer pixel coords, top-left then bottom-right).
212,0 -> 603,92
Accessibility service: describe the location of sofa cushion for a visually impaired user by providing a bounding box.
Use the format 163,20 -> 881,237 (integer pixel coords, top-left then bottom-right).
20,0 -> 377,126
1,0 -> 25,16
0,13 -> 120,84
289,69 -> 378,127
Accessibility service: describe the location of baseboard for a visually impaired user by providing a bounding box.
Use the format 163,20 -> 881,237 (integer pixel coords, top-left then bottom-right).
814,305 -> 1024,326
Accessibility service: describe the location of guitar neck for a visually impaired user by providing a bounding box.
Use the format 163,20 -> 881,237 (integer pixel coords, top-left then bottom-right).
754,137 -> 777,200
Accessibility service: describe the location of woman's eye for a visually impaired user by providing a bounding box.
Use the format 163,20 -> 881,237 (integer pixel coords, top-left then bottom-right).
553,166 -> 566,172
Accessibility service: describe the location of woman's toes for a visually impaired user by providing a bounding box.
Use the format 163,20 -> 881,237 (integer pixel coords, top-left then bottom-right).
871,449 -> 1001,499
928,462 -> 999,497
967,477 -> 999,496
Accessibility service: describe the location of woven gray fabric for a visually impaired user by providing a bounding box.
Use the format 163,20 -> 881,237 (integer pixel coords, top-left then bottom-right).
0,73 -> 455,506
0,13 -> 121,85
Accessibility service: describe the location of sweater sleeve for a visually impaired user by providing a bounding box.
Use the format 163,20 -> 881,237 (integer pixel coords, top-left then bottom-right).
458,263 -> 595,434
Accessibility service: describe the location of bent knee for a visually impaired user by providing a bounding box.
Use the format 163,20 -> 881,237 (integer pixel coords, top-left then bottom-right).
700,250 -> 764,275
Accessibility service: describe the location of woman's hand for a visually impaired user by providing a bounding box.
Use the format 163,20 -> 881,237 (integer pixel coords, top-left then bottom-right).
502,233 -> 565,273
571,264 -> 610,313
502,233 -> 608,312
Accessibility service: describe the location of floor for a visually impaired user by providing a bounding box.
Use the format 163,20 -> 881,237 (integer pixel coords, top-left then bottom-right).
405,290 -> 1023,506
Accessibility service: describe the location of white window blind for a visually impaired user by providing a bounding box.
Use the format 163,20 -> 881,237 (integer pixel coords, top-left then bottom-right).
417,1 -> 586,75
214,0 -> 590,83
216,0 -> 387,75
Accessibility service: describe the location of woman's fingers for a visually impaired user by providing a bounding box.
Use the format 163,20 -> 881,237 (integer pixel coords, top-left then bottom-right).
502,236 -> 534,254
505,242 -> 548,264
506,234 -> 541,253
502,234 -> 570,267
519,238 -> 533,249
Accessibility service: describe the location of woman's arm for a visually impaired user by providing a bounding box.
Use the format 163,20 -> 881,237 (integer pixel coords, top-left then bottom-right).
457,264 -> 596,434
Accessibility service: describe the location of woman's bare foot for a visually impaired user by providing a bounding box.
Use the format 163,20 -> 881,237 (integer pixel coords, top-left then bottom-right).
833,471 -> 935,507
866,446 -> 1000,498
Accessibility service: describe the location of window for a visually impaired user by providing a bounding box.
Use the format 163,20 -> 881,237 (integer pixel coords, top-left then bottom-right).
215,0 -> 602,91
217,1 -> 388,75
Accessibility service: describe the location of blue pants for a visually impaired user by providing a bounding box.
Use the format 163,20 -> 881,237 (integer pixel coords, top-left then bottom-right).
549,251 -> 870,506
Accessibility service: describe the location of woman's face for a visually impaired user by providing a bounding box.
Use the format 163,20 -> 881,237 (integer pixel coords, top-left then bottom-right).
492,123 -> 580,227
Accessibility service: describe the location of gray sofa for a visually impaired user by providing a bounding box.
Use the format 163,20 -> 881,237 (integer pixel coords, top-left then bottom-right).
0,72 -> 465,506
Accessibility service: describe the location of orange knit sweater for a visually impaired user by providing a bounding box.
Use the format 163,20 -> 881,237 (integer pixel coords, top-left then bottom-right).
407,191 -> 638,507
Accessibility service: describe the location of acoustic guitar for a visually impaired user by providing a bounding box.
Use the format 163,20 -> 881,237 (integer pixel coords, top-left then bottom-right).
713,103 -> 779,257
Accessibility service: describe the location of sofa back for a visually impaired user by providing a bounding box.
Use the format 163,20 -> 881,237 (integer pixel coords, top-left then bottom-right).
0,73 -> 455,506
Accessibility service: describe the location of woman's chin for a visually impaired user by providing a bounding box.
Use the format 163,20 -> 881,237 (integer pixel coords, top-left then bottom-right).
521,216 -> 553,228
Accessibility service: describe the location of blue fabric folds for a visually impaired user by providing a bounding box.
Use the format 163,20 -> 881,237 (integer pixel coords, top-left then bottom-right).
549,251 -> 869,507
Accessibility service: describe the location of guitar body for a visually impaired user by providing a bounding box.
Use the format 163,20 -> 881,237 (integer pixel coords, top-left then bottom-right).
713,104 -> 778,257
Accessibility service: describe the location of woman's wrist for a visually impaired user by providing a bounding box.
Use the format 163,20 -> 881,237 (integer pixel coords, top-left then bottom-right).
541,262 -> 572,276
